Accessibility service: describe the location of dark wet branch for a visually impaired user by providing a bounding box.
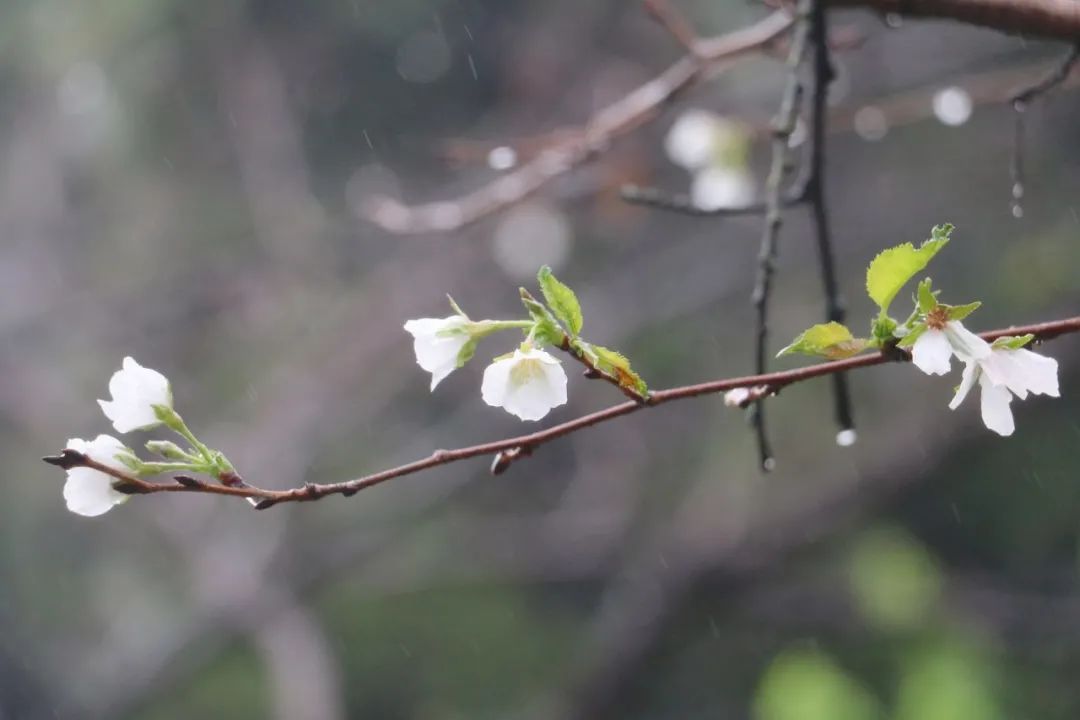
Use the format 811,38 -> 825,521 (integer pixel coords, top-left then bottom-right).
751,0 -> 812,472
806,0 -> 855,436
1008,44 -> 1080,218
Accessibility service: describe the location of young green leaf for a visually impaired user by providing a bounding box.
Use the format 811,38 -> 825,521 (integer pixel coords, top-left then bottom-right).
866,224 -> 953,313
778,322 -> 867,360
944,301 -> 980,322
991,334 -> 1035,350
519,288 -> 566,346
537,266 -> 583,336
916,278 -> 937,314
589,343 -> 648,395
896,324 -> 927,348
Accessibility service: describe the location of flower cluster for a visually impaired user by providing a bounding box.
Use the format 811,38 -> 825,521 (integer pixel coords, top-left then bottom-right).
57,357 -> 235,517
909,305 -> 1058,436
779,225 -> 1061,436
405,267 -> 646,422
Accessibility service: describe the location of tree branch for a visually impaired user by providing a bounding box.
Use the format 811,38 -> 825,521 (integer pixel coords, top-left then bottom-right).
361,0 -> 1080,235
751,0 -> 812,471
361,9 -> 795,234
1009,43 -> 1080,218
43,315 -> 1080,509
806,0 -> 856,436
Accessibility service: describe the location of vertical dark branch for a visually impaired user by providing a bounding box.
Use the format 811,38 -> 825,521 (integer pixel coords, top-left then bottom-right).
805,0 -> 856,436
751,0 -> 812,472
1009,44 -> 1080,219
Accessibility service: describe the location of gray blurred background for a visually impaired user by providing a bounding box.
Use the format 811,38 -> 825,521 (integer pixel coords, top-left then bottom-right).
2,1 -> 1079,718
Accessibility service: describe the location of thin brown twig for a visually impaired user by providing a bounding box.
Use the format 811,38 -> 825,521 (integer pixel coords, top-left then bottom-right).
43,315 -> 1080,509
643,0 -> 702,57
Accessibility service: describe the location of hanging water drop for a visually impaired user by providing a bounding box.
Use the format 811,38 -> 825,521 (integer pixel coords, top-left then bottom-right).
836,429 -> 858,447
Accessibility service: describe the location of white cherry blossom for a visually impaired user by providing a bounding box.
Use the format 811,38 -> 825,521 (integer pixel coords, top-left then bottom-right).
949,346 -> 1059,436
404,316 -> 471,390
98,357 -> 172,433
63,435 -> 132,517
481,346 -> 568,421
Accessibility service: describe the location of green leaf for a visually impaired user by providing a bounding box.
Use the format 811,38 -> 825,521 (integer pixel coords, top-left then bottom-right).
944,301 -> 980,322
519,288 -> 566,346
778,322 -> 867,360
537,266 -> 583,336
896,324 -> 928,348
991,333 -> 1034,350
588,342 -> 648,395
916,278 -> 937,314
866,225 -> 953,312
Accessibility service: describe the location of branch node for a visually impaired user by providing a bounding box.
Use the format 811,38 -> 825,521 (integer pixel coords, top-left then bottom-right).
490,446 -> 532,476
643,0 -> 702,58
219,470 -> 245,487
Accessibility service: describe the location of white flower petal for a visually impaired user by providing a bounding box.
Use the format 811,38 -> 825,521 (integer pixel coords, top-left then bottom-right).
404,317 -> 470,391
948,360 -> 979,410
64,467 -> 128,517
978,375 -> 1015,437
503,361 -> 567,421
481,356 -> 514,408
1012,348 -> 1059,397
98,357 -> 172,433
911,329 -> 953,376
943,321 -> 991,361
979,350 -> 1028,399
62,434 -> 131,517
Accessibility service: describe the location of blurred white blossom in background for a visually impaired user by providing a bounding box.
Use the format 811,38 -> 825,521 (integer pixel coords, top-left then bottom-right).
665,109 -> 755,211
